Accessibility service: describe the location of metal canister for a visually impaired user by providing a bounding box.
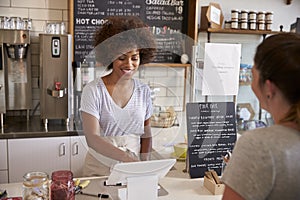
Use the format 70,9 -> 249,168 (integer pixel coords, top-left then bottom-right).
23,172 -> 49,200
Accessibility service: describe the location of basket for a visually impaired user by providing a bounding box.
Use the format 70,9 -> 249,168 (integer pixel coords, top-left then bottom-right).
150,106 -> 177,128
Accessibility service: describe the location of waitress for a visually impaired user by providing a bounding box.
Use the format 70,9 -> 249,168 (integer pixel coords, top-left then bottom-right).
80,16 -> 157,176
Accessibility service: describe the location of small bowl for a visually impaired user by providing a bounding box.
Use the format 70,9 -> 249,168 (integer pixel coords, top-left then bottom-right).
173,143 -> 188,159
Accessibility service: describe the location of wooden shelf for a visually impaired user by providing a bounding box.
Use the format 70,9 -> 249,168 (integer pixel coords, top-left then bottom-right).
143,63 -> 191,68
206,28 -> 282,35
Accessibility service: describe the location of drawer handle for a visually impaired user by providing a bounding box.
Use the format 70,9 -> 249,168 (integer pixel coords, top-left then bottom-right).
59,143 -> 66,156
72,142 -> 79,155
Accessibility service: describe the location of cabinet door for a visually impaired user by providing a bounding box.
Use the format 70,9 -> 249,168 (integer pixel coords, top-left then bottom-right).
70,136 -> 88,178
8,137 -> 71,183
0,140 -> 8,183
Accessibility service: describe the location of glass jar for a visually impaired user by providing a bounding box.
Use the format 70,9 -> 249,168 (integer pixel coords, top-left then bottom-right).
231,9 -> 239,21
50,170 -> 75,200
22,171 -> 49,200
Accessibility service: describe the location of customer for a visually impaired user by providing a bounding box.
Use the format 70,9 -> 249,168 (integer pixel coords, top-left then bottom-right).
222,33 -> 300,199
80,16 -> 156,176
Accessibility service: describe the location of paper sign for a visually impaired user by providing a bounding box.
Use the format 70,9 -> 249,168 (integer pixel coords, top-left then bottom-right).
202,43 -> 241,96
210,6 -> 221,25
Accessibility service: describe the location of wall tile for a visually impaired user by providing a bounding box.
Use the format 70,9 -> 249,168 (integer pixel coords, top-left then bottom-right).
0,0 -> 10,7
29,8 -> 62,21
31,54 -> 39,66
0,7 -> 29,18
63,10 -> 69,21
12,0 -> 46,8
30,43 -> 39,55
46,0 -> 68,9
31,78 -> 39,89
31,20 -> 46,32
31,65 -> 39,77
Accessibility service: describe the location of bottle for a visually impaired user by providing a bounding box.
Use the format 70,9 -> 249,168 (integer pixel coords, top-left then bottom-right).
23,171 -> 49,200
50,170 -> 75,200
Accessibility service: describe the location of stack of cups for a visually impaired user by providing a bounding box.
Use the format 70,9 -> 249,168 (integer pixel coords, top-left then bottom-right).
231,9 -> 239,29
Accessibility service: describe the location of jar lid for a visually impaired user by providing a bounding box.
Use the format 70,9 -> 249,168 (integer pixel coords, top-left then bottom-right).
51,170 -> 73,181
266,11 -> 273,15
231,9 -> 240,12
249,10 -> 257,14
258,11 -> 266,14
23,172 -> 49,187
241,10 -> 248,13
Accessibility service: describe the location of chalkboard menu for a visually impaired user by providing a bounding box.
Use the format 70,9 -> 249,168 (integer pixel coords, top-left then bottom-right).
186,102 -> 237,178
73,0 -> 188,63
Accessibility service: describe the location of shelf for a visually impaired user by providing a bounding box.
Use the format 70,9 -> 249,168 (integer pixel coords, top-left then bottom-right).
206,28 -> 282,35
143,63 -> 191,68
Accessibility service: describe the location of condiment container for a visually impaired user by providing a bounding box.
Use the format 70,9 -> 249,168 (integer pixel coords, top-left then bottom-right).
241,10 -> 248,21
258,21 -> 265,30
248,11 -> 257,21
240,20 -> 248,30
249,20 -> 257,30
266,22 -> 273,31
231,9 -> 239,21
257,11 -> 266,21
22,172 -> 49,200
231,20 -> 239,29
224,20 -> 231,29
266,12 -> 273,21
50,170 -> 75,200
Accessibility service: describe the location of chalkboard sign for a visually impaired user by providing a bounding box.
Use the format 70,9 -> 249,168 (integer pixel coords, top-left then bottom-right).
72,0 -> 188,63
186,102 -> 237,178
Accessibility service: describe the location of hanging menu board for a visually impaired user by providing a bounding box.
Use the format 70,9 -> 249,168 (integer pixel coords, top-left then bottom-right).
72,0 -> 188,63
186,102 -> 237,178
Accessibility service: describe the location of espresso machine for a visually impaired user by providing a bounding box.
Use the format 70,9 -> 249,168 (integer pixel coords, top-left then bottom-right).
39,34 -> 73,127
0,29 -> 32,128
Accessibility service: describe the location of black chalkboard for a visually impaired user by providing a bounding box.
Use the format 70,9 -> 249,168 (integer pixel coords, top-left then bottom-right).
186,102 -> 237,178
73,0 -> 188,63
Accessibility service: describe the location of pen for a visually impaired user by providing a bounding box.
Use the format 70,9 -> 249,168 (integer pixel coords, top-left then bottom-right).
80,191 -> 109,198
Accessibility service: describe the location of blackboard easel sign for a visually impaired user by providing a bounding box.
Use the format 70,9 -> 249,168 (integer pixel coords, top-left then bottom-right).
186,102 -> 237,178
71,0 -> 189,63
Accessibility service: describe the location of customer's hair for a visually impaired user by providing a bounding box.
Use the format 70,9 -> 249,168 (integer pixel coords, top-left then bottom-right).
93,16 -> 156,69
254,33 -> 300,124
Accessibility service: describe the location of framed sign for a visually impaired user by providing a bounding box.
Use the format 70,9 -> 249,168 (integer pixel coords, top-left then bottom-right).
186,102 -> 237,178
69,0 -> 197,63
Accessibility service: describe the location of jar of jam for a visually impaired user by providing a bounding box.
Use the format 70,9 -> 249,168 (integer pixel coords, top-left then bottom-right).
50,170 -> 75,200
23,171 -> 49,200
